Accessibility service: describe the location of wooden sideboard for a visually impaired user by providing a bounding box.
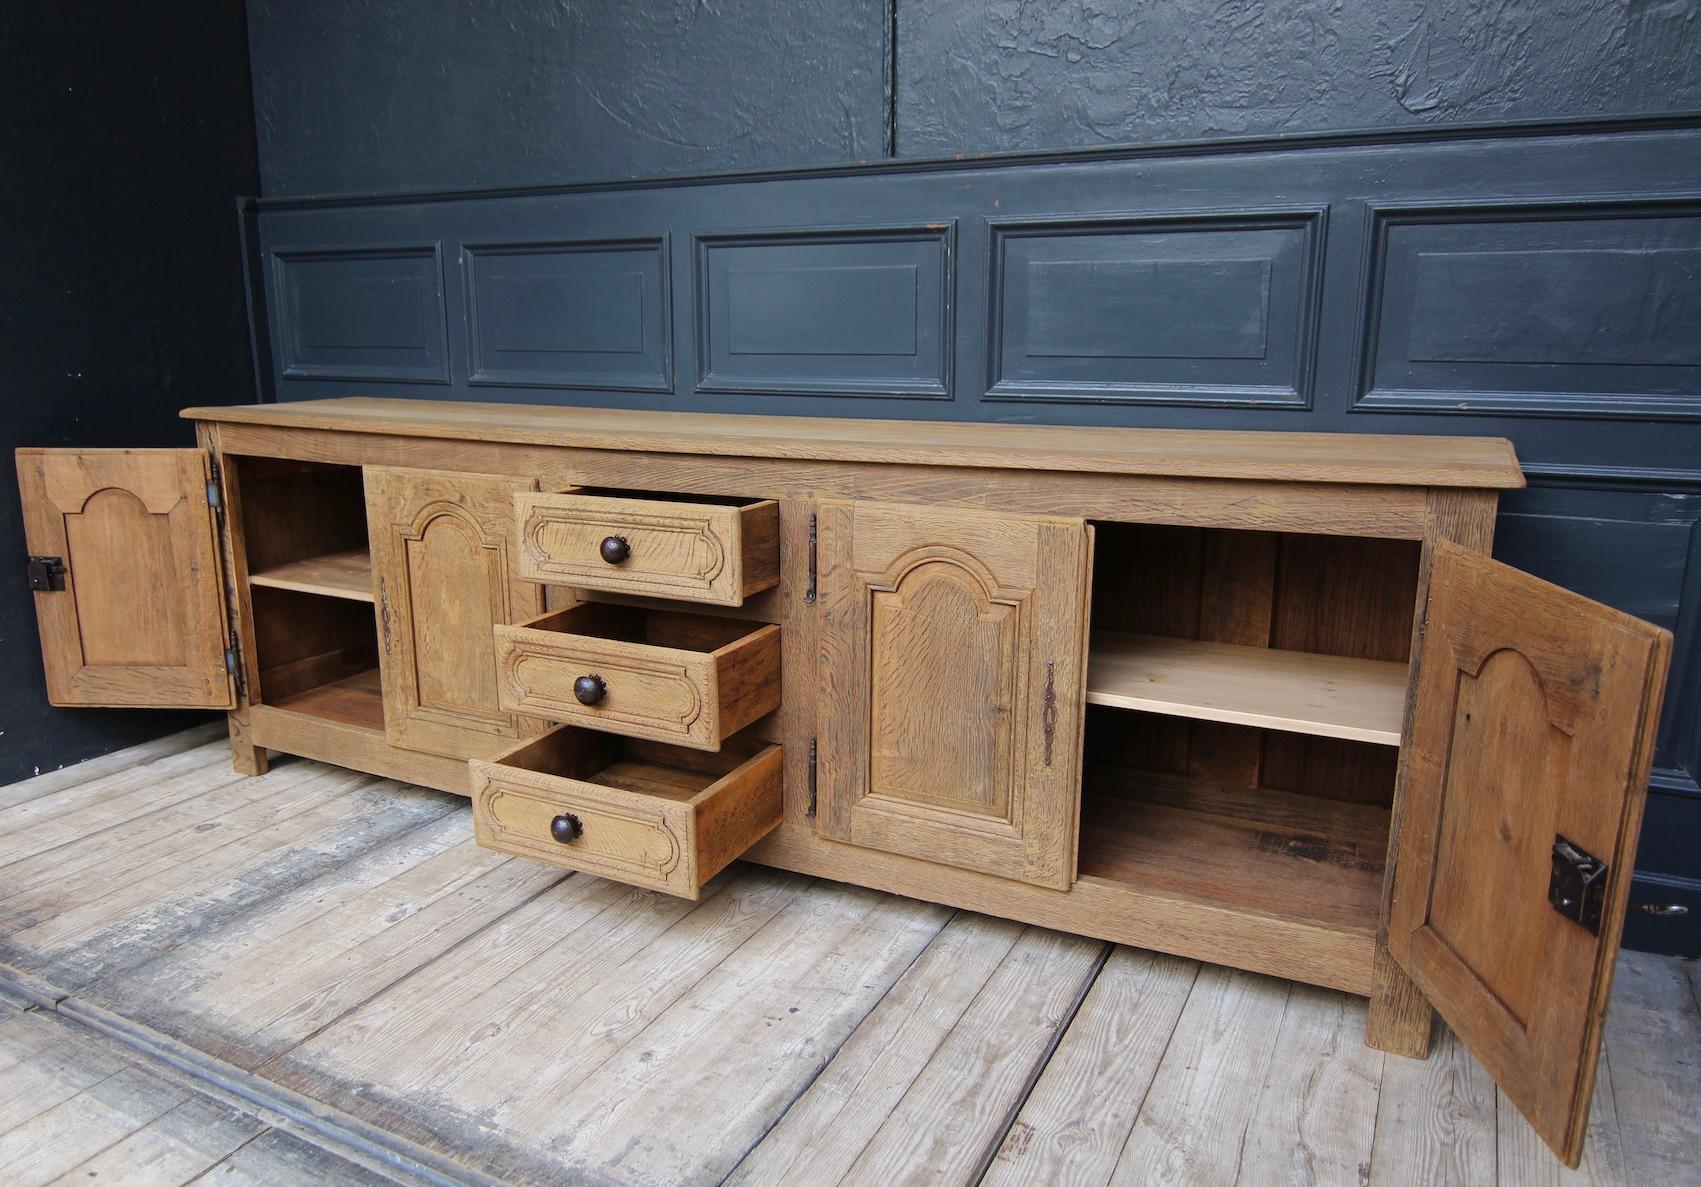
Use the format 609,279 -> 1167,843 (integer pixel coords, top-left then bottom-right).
16,397 -> 1670,1167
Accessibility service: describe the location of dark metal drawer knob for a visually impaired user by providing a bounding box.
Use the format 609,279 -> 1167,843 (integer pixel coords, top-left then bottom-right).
599,535 -> 631,565
573,673 -> 607,705
550,812 -> 583,843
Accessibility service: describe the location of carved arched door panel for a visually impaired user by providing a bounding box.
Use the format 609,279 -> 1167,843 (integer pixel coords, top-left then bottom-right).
817,500 -> 1091,889
1389,540 -> 1670,1167
366,467 -> 544,759
16,449 -> 234,708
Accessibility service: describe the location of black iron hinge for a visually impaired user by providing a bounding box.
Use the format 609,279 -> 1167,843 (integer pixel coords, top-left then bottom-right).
806,737 -> 818,818
206,458 -> 225,529
804,513 -> 818,604
225,626 -> 244,698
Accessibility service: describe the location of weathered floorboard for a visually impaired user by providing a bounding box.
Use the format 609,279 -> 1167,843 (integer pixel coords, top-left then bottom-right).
0,730 -> 1697,1187
1368,1026 -> 1497,1187
1109,966 -> 1294,1186
981,948 -> 1198,1187
831,927 -> 1107,1187
0,723 -> 225,811
728,912 -> 1027,1187
1597,951 -> 1701,1187
0,1004 -> 402,1187
1237,984 -> 1384,1187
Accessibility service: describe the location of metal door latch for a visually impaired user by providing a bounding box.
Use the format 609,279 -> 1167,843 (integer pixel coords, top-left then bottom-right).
26,556 -> 66,591
1549,835 -> 1608,935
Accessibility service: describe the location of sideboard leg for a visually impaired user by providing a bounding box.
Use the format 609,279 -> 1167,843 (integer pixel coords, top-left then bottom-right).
226,712 -> 268,777
1366,945 -> 1433,1057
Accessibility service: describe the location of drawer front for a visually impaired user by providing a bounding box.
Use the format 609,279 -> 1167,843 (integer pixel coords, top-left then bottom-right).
470,734 -> 784,899
474,777 -> 691,893
514,492 -> 779,606
493,616 -> 781,749
495,625 -> 719,747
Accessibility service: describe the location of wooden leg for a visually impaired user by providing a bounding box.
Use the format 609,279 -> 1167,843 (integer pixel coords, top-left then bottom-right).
227,712 -> 269,777
1366,944 -> 1433,1057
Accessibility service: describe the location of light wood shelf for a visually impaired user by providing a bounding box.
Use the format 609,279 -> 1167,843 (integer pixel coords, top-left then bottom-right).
270,668 -> 384,732
1086,632 -> 1407,746
1080,766 -> 1390,934
249,549 -> 374,603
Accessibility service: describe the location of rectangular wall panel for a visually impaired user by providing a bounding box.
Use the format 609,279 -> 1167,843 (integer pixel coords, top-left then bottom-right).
694,226 -> 953,398
1358,201 -> 1701,419
465,238 -> 671,392
986,211 -> 1324,408
272,246 -> 448,383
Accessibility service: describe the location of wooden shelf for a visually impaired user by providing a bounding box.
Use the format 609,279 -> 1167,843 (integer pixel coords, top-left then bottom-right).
1079,767 -> 1389,934
250,550 -> 373,603
270,668 -> 384,732
1086,632 -> 1406,746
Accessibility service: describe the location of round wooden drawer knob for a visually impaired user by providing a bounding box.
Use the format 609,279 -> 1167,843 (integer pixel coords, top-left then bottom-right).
550,812 -> 583,843
599,535 -> 631,564
573,673 -> 607,705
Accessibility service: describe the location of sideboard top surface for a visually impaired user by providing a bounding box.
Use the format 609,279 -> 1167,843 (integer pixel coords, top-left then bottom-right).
183,397 -> 1525,489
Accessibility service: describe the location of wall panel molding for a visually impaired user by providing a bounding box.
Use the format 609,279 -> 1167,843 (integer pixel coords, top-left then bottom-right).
1355,197 -> 1701,421
692,224 -> 955,399
463,236 -> 672,393
272,244 -> 449,384
985,208 -> 1325,409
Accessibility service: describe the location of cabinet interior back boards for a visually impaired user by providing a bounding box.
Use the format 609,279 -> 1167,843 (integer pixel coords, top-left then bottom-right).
16,397 -> 1672,1167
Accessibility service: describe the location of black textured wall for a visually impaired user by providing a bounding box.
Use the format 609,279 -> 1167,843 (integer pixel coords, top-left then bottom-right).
0,3 -> 259,783
247,0 -> 891,197
900,0 -> 1701,154
247,0 -> 1701,198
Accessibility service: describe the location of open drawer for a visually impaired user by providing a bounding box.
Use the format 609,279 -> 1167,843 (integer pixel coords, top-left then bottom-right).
470,726 -> 783,898
513,489 -> 779,606
493,602 -> 780,750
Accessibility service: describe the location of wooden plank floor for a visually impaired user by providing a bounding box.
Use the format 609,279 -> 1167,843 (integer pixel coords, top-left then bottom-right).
1,726 -> 1696,1187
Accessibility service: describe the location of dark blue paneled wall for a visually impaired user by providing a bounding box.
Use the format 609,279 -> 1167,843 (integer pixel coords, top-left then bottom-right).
0,3 -> 259,785
236,2 -> 1701,955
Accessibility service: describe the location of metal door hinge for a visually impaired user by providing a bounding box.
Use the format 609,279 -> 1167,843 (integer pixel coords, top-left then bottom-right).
26,555 -> 66,592
1549,835 -> 1608,935
206,459 -> 226,528
225,627 -> 244,697
804,513 -> 818,604
806,737 -> 818,818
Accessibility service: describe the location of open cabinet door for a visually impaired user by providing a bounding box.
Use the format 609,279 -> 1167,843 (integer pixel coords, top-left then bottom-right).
1389,539 -> 1671,1167
16,449 -> 235,709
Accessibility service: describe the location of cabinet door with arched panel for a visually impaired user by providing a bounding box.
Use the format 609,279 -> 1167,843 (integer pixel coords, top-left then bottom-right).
1389,540 -> 1671,1167
16,448 -> 235,709
815,499 -> 1092,890
365,466 -> 545,760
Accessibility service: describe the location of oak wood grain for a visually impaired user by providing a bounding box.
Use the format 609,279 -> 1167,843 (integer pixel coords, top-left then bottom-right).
365,466 -> 545,761
1387,541 -> 1673,1166
183,397 -> 1526,488
492,603 -> 780,750
248,548 -> 374,602
1087,632 -> 1407,745
15,448 -> 233,709
817,499 -> 1090,890
470,726 -> 782,898
514,490 -> 779,606
1367,487 -> 1498,1060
